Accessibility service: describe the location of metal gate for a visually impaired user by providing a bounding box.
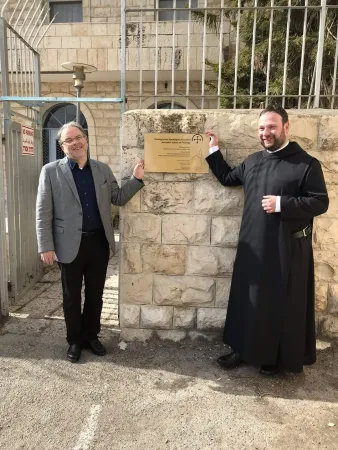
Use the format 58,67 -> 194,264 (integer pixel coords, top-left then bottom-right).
0,17 -> 43,314
0,13 -> 123,316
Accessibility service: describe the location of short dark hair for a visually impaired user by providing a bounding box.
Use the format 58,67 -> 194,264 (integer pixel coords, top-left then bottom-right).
259,105 -> 288,125
57,121 -> 86,144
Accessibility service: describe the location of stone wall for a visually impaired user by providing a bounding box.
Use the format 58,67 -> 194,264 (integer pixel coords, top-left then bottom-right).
120,109 -> 338,342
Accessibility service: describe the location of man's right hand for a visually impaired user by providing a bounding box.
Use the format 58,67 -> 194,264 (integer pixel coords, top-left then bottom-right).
205,131 -> 219,148
40,251 -> 55,265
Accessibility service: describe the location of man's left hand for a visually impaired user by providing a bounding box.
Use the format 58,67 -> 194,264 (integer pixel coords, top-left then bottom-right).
133,160 -> 144,180
262,195 -> 277,214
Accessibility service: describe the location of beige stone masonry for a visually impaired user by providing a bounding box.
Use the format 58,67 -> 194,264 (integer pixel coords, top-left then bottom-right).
162,215 -> 211,245
120,110 -> 338,342
140,306 -> 173,329
153,275 -> 215,307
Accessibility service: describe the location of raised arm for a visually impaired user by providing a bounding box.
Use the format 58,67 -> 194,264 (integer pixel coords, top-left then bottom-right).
205,131 -> 244,187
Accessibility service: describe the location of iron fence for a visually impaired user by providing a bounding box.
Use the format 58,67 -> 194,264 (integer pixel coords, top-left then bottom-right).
122,0 -> 338,110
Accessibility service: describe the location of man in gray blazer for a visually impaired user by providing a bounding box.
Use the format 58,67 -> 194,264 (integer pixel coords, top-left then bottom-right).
36,121 -> 144,363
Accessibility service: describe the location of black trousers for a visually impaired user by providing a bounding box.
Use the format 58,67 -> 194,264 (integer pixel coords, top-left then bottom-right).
59,230 -> 110,345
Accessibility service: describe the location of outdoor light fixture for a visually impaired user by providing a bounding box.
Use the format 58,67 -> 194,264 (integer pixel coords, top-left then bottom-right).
61,62 -> 97,123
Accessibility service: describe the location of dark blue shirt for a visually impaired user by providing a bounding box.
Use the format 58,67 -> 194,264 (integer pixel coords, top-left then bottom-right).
68,158 -> 103,232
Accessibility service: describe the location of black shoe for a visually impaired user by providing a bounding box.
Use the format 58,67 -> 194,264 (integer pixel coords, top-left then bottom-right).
83,339 -> 106,356
259,364 -> 279,376
217,352 -> 242,369
67,344 -> 82,363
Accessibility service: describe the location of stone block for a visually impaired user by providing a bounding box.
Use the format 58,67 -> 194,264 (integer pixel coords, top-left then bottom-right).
319,115 -> 338,152
90,24 -> 108,35
313,218 -> 338,251
120,328 -> 153,341
197,308 -> 227,330
204,111 -> 258,149
141,182 -> 194,214
315,262 -> 335,282
97,49 -> 108,71
120,274 -> 153,304
121,146 -> 144,179
44,37 -> 62,49
154,275 -> 215,306
122,191 -> 141,212
215,278 -> 231,308
141,245 -> 187,275
315,282 -> 328,312
324,185 -> 338,219
288,115 -> 319,152
71,23 -> 89,36
187,246 -> 236,276
62,37 -> 80,49
140,306 -> 173,329
155,330 -> 187,342
318,315 -> 338,340
188,330 -> 222,342
314,251 -> 338,283
92,36 -> 113,48
328,284 -> 338,315
173,307 -> 196,329
194,180 -> 244,215
162,214 -> 210,245
120,305 -> 140,328
211,216 -> 241,246
123,213 -> 161,243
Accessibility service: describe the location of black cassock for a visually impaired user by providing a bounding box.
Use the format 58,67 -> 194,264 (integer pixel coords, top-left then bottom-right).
206,142 -> 329,371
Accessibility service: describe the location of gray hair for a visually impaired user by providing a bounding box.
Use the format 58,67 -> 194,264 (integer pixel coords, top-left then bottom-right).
57,121 -> 87,144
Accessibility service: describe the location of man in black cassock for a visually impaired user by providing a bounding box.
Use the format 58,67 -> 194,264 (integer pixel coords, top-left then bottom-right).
205,105 -> 329,376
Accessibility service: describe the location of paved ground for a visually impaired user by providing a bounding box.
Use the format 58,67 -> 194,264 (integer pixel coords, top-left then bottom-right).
0,237 -> 338,450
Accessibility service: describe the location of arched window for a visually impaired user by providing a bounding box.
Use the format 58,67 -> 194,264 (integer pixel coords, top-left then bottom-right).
42,103 -> 88,165
156,102 -> 186,110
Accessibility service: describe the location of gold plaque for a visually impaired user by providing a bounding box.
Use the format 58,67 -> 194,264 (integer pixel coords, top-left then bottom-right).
144,133 -> 209,173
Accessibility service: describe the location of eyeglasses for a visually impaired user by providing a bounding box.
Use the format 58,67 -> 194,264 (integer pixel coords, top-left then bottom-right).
61,135 -> 85,146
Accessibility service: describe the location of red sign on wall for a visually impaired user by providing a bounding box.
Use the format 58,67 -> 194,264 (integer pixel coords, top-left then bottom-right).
22,125 -> 34,156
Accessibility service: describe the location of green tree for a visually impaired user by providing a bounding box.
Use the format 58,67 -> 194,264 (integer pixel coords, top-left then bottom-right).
193,0 -> 337,108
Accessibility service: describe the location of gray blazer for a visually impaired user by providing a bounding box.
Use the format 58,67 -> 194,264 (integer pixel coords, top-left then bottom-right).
36,156 -> 144,263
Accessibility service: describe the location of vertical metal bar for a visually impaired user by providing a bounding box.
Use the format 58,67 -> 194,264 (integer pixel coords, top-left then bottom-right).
298,0 -> 308,108
139,6 -> 143,109
331,20 -> 338,109
185,0 -> 192,109
121,0 -> 126,113
307,62 -> 316,108
154,0 -> 159,109
18,39 -> 24,96
314,0 -> 327,108
76,87 -> 81,123
28,49 -> 33,97
265,0 -> 274,107
200,0 -> 208,109
8,28 -> 14,96
14,35 -> 19,95
233,0 -> 241,109
34,51 -> 41,97
282,0 -> 291,108
171,0 -> 177,109
217,0 -> 224,109
249,0 -> 258,108
0,18 -> 10,315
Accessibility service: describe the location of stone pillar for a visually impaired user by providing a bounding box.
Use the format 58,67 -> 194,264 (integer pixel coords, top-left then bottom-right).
120,109 -> 338,342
